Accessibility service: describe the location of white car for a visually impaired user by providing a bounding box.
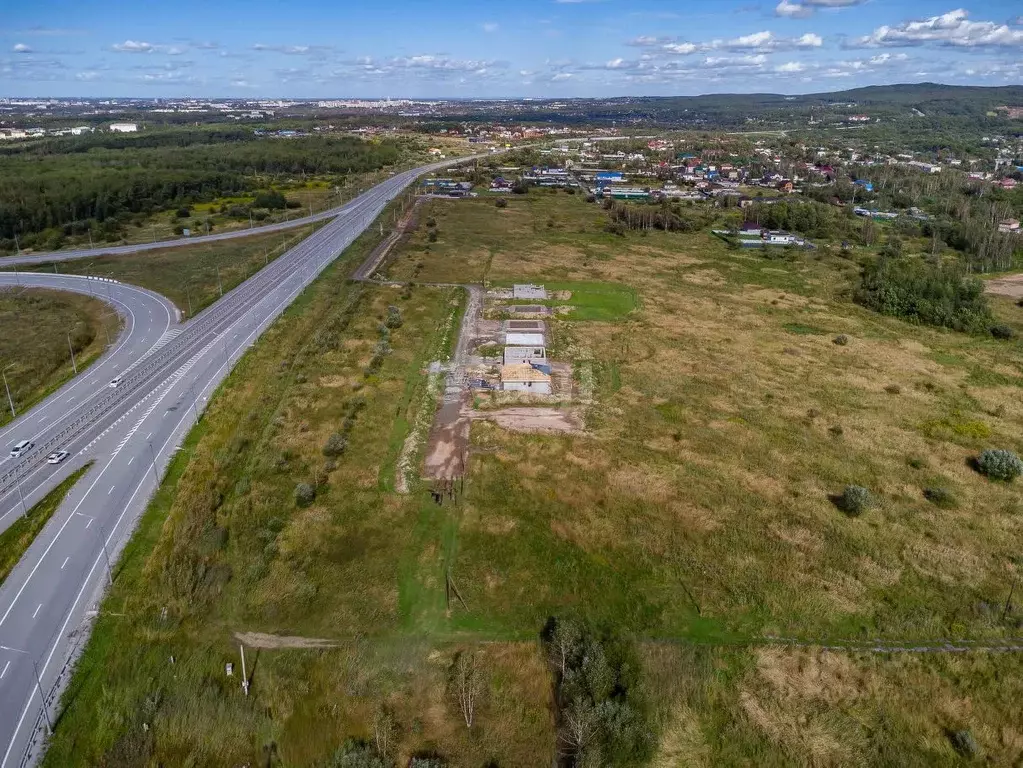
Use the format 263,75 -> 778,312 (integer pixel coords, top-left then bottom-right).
46,451 -> 69,465
109,375 -> 123,388
9,439 -> 33,458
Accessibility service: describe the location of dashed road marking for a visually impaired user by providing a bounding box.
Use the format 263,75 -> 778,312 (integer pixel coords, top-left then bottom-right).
31,604 -> 41,619
60,557 -> 69,570
0,660 -> 9,679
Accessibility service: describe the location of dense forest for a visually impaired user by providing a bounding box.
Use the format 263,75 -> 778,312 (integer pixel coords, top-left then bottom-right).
0,129 -> 404,249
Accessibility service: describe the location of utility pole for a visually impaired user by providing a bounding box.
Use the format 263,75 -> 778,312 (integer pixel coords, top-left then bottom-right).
95,527 -> 113,585
240,644 -> 249,696
88,229 -> 94,249
67,332 -> 78,374
216,265 -> 223,297
249,211 -> 253,229
33,662 -> 52,736
14,234 -> 19,256
2,364 -> 15,418
148,441 -> 158,484
185,286 -> 192,317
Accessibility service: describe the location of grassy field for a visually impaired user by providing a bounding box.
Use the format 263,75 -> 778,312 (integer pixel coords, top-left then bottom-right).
8,225 -> 318,319
41,188 -> 1023,765
0,464 -> 92,585
0,288 -> 120,429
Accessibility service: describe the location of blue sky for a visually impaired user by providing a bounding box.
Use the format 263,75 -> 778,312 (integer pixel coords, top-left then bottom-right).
1,0 -> 1021,97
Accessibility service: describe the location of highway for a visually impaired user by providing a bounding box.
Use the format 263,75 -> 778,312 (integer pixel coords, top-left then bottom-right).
0,157 -> 469,767
0,275 -> 180,531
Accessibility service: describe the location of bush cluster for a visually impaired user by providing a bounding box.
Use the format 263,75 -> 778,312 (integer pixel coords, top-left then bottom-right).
294,482 -> 315,507
923,487 -> 957,508
838,485 -> 874,516
975,449 -> 1023,482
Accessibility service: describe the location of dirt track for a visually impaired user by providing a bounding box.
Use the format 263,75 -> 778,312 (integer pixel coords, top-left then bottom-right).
472,407 -> 584,434
985,274 -> 1023,299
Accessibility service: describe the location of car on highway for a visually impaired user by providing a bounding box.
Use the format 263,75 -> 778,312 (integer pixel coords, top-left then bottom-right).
46,450 -> 69,465
109,375 -> 123,388
10,439 -> 33,458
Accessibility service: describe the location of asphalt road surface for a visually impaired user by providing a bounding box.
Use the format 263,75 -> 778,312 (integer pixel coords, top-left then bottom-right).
0,157 -> 470,767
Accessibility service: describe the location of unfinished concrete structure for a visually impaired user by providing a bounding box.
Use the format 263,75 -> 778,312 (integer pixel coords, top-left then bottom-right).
504,319 -> 546,333
500,363 -> 552,394
505,332 -> 545,346
503,346 -> 547,365
513,284 -> 547,300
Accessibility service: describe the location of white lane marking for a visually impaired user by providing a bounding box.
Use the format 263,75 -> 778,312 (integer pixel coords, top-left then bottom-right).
31,604 -> 41,619
145,432 -> 152,440
108,486 -> 115,495
85,518 -> 93,529
0,661 -> 9,679
128,456 -> 134,465
60,557 -> 69,570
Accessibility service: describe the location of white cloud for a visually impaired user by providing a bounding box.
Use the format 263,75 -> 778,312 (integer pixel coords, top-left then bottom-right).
111,40 -> 154,53
13,43 -> 32,53
775,0 -> 866,17
775,60 -> 805,72
252,44 -> 323,55
855,9 -> 1023,48
629,29 -> 824,55
75,70 -> 99,81
482,22 -> 499,33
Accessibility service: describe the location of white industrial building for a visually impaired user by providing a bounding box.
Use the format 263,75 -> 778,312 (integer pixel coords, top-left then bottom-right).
109,122 -> 138,133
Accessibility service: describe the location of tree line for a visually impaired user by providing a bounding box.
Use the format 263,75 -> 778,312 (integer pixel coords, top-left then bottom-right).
0,131 -> 402,246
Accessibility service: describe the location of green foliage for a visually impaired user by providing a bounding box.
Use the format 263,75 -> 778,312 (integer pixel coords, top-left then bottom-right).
427,229 -> 439,243
0,130 -> 401,244
837,485 -> 874,516
322,433 -> 348,458
833,334 -> 850,346
495,197 -> 508,209
385,305 -> 403,329
252,189 -> 287,210
541,617 -> 653,767
326,739 -> 392,768
990,323 -> 1016,340
949,729 -> 979,759
294,482 -> 316,507
855,257 -> 993,334
975,449 -> 1023,482
923,487 -> 957,508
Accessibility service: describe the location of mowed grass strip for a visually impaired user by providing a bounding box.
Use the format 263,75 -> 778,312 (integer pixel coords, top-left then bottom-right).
0,463 -> 92,585
7,224 -> 319,318
0,288 -> 120,429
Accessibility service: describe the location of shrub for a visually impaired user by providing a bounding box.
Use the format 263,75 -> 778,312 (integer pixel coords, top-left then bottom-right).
425,217 -> 437,228
326,739 -> 390,768
1017,298 -> 1023,308
427,229 -> 438,243
586,194 -> 597,203
252,189 -> 287,210
385,305 -> 403,329
833,334 -> 849,346
175,207 -> 191,218
837,485 -> 873,516
494,197 -> 508,209
294,482 -> 315,507
906,456 -> 926,469
322,433 -> 348,457
975,449 -> 1023,482
948,729 -> 979,759
285,199 -> 302,209
884,384 -> 901,394
923,487 -> 957,508
990,323 -> 1016,340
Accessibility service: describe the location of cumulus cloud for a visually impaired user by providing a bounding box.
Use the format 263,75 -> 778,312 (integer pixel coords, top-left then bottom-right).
854,9 -> 1023,47
75,70 -> 100,81
111,40 -> 154,53
629,29 -> 823,54
13,43 -> 32,53
775,0 -> 866,17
